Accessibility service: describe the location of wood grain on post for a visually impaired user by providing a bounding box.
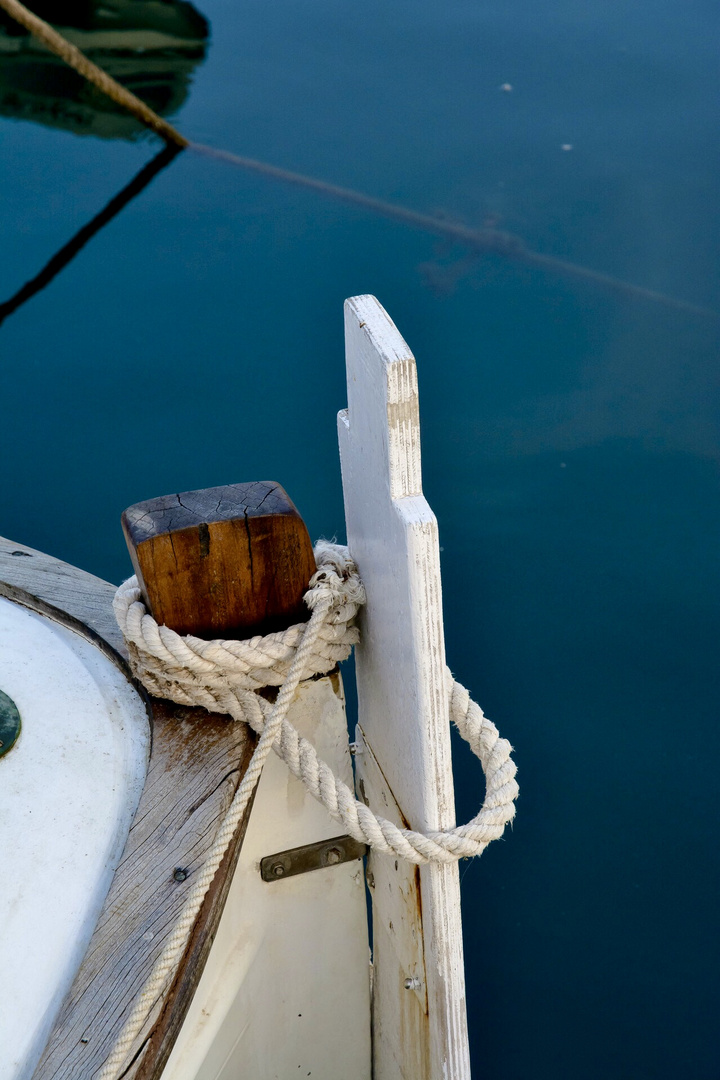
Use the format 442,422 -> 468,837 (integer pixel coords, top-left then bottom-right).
122,480 -> 316,639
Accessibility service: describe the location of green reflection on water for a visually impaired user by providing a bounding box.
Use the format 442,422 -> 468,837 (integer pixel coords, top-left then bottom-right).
0,0 -> 209,140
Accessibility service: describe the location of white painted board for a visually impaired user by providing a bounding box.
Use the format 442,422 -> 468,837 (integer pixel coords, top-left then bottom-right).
163,673 -> 372,1080
338,295 -> 471,1079
0,597 -> 150,1080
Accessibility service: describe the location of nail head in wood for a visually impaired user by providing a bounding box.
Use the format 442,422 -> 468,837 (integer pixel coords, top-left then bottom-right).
121,481 -> 316,639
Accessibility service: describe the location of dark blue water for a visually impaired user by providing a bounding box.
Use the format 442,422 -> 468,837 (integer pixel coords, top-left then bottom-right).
1,2 -> 718,1076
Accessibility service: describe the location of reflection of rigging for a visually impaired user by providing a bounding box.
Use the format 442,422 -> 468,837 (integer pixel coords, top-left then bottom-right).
0,144 -> 179,326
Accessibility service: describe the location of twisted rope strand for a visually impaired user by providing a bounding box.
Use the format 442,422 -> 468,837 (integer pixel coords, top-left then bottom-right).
101,541 -> 517,1077
96,594 -> 333,1080
113,541 -> 518,867
0,0 -> 188,146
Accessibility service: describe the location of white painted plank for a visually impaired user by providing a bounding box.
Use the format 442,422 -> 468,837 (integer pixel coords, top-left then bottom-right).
162,672 -> 372,1080
0,597 -> 149,1080
354,727 -> 431,1075
338,295 -> 471,1079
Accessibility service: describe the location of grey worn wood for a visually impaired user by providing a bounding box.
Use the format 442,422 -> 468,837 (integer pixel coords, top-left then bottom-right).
33,701 -> 256,1080
114,481 -> 320,1077
0,535 -> 256,1080
131,758 -> 254,1080
0,535 -> 128,659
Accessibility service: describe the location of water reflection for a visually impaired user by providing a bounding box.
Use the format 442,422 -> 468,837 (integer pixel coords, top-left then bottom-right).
0,142 -> 180,326
0,0 -> 208,139
0,1 -> 713,328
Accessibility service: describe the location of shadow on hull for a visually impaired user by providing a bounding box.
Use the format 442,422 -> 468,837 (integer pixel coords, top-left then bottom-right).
0,0 -> 208,139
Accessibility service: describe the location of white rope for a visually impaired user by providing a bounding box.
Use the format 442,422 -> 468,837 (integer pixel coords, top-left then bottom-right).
100,540 -> 517,1078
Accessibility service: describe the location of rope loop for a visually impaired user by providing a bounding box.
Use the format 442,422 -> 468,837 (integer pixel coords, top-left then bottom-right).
102,540 -> 518,1079
113,541 -> 517,866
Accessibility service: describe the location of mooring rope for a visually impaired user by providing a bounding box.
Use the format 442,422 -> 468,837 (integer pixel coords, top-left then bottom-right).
100,540 -> 517,1077
0,0 -> 187,147
114,541 -> 518,864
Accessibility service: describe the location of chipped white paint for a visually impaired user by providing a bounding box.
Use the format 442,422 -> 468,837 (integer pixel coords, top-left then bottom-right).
163,673 -> 372,1080
0,597 -> 149,1080
339,295 -> 471,1079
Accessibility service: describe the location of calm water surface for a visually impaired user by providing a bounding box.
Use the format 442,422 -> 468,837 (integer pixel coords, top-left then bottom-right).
1,2 -> 718,1077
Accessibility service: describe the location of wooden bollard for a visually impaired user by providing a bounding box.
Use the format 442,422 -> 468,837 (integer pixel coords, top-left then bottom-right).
121,480 -> 317,640
29,482 -> 323,1079
109,480 -> 318,1078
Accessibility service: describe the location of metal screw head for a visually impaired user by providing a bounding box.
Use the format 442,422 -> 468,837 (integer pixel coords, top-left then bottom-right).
271,862 -> 286,877
325,847 -> 342,865
404,976 -> 421,991
173,867 -> 188,882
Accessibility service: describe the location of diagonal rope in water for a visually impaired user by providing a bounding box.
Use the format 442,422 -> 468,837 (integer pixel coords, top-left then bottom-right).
189,144 -> 718,320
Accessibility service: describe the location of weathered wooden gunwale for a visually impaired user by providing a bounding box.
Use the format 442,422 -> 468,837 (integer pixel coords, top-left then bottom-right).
0,536 -> 257,1080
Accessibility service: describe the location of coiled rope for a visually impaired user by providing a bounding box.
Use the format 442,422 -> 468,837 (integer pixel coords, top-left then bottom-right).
99,540 -> 517,1077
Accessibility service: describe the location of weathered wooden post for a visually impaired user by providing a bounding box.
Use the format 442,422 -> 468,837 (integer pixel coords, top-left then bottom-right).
121,481 -> 317,639
339,295 -> 472,1078
32,480 -> 371,1080
136,484 -> 373,1080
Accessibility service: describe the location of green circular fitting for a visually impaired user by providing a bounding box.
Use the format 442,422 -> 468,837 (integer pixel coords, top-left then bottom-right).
0,688 -> 21,758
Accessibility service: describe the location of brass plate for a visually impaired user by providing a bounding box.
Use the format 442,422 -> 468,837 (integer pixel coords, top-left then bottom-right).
261,834 -> 367,882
